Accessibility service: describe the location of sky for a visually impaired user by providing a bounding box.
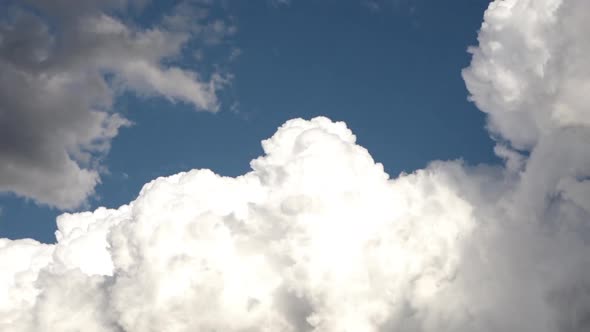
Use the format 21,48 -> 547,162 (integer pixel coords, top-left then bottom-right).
0,0 -> 494,243
2,0 -> 590,331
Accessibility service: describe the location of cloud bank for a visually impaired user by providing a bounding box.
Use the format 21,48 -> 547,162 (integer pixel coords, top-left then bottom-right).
0,0 -> 232,209
1,0 -> 590,331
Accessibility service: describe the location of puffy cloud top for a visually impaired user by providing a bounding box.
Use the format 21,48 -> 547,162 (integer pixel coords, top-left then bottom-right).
463,0 -> 590,150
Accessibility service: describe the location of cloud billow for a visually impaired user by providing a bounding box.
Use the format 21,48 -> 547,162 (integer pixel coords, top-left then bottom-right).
0,0 -> 230,209
1,0 -> 590,331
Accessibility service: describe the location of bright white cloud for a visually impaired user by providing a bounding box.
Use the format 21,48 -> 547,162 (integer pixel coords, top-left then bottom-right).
1,113 -> 589,331
1,0 -> 590,330
463,0 -> 590,150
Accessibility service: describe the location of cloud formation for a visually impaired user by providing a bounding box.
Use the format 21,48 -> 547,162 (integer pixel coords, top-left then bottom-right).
0,113 -> 588,331
463,0 -> 590,149
1,0 -> 590,331
0,0 -> 232,209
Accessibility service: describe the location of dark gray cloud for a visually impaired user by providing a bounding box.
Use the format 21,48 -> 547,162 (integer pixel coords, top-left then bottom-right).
0,0 -> 232,209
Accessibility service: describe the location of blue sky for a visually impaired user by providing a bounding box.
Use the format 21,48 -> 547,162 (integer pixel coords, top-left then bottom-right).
0,0 -> 495,243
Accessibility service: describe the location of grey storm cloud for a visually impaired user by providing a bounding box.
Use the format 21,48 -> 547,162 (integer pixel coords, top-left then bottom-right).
0,0 -> 233,209
1,0 -> 590,331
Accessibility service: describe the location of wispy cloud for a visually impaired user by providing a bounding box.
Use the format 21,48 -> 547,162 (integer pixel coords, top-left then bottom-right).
0,0 -> 235,209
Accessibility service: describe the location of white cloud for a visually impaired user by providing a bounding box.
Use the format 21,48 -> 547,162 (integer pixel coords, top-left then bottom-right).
1,0 -> 590,331
0,113 -> 589,331
463,0 -> 590,150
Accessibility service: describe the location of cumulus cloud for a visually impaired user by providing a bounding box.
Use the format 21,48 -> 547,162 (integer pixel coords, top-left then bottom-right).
0,0 -> 232,209
0,113 -> 588,331
0,118 -> 479,331
1,0 -> 590,331
462,0 -> 590,149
